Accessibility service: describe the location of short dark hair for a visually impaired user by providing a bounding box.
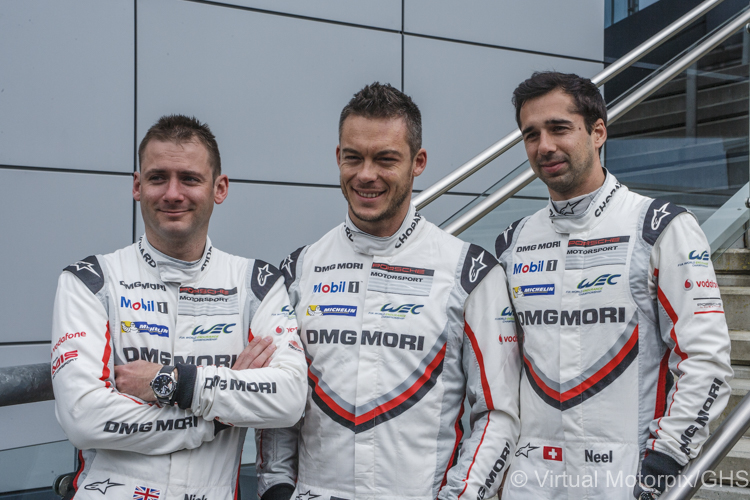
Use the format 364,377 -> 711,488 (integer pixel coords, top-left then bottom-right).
512,72 -> 606,134
339,82 -> 422,158
138,115 -> 221,177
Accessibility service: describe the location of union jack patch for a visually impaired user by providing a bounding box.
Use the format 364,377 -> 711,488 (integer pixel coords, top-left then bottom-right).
133,486 -> 160,500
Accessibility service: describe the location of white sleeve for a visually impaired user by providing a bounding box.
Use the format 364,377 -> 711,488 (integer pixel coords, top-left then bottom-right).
440,263 -> 522,500
647,213 -> 733,464
52,271 -> 215,455
187,275 -> 307,429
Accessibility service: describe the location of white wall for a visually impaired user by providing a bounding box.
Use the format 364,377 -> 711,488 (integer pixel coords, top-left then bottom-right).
0,0 -> 603,491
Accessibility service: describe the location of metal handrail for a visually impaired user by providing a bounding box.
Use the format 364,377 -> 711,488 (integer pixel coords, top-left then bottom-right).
661,392 -> 750,499
411,0 -> 725,211
0,363 -> 53,407
444,6 -> 750,236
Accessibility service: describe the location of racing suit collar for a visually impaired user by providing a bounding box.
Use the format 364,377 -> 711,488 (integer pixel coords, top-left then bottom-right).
138,234 -> 213,283
547,170 -> 626,234
343,203 -> 425,256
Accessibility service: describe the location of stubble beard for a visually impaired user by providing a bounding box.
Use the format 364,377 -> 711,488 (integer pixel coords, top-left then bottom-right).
342,179 -> 412,225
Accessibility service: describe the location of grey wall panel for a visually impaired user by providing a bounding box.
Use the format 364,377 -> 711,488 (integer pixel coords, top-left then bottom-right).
0,0 -> 134,172
404,0 -> 604,62
136,183 -> 348,267
137,0 -> 401,186
0,401 -> 67,451
209,0 -> 402,30
0,439 -> 74,491
0,345 -> 51,369
0,169 -> 133,344
406,36 -> 602,195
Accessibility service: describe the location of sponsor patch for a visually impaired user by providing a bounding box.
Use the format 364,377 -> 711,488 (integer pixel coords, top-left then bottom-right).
565,274 -> 621,296
367,263 -> 434,297
51,350 -> 78,378
512,284 -> 555,298
368,303 -> 423,320
121,321 -> 169,337
181,323 -> 236,341
512,259 -> 558,275
52,331 -> 86,354
306,305 -> 357,317
178,286 -> 239,316
495,307 -> 515,323
566,236 -> 629,269
678,250 -> 710,268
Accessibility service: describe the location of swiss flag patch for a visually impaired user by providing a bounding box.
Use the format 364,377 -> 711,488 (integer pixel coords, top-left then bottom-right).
543,446 -> 563,461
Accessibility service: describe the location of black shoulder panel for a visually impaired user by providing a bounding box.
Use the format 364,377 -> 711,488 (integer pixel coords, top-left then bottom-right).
642,199 -> 687,246
279,246 -> 305,291
63,255 -> 104,295
251,259 -> 283,302
495,218 -> 524,257
461,244 -> 499,295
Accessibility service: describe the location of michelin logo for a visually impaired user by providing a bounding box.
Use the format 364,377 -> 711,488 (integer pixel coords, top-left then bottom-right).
513,284 -> 555,298
121,321 -> 169,338
306,305 -> 358,317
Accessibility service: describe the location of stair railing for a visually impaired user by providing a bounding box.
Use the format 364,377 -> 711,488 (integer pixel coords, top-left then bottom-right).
661,392 -> 750,499
443,4 -> 750,236
411,0 -> 726,211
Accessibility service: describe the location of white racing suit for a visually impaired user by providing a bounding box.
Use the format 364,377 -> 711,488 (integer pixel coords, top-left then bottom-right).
256,205 -> 521,500
495,172 -> 732,499
51,235 -> 307,500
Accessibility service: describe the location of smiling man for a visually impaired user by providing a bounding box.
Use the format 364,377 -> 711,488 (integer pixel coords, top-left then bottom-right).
256,83 -> 521,500
51,115 -> 307,500
495,72 -> 732,500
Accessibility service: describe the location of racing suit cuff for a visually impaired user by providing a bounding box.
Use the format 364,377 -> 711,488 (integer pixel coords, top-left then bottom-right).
637,449 -> 683,495
261,483 -> 295,500
175,363 -> 197,410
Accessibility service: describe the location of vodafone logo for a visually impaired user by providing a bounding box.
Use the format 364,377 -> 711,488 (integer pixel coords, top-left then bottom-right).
684,279 -> 693,290
275,326 -> 283,334
696,279 -> 718,288
52,331 -> 86,354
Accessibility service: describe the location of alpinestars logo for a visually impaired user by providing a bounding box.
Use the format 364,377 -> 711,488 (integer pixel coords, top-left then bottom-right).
280,254 -> 294,277
651,203 -> 671,230
501,223 -> 515,245
257,264 -> 273,287
295,492 -> 320,500
555,199 -> 583,216
515,442 -> 539,458
469,251 -> 488,282
73,261 -> 100,277
84,479 -> 123,494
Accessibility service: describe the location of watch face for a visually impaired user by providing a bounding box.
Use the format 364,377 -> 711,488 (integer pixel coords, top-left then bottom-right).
152,374 -> 175,398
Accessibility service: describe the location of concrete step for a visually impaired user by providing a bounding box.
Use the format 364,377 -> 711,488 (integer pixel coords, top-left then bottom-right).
710,376 -> 750,436
731,332 -> 750,366
720,287 -> 750,331
694,482 -> 750,499
715,250 -> 750,274
711,436 -> 750,487
719,275 -> 750,287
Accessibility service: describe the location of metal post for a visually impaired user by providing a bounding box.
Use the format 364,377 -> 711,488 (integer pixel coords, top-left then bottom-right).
686,63 -> 698,138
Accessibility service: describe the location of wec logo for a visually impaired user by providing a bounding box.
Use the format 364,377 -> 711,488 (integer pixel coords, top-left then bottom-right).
689,250 -> 710,261
191,323 -> 235,336
577,274 -> 621,289
380,303 -> 423,315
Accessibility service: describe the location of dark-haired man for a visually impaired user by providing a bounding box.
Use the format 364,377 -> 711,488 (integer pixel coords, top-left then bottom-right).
256,83 -> 521,500
495,72 -> 732,500
51,115 -> 307,500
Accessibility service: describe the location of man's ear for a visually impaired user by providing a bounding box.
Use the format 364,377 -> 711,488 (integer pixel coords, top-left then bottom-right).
132,172 -> 141,202
592,118 -> 607,150
412,149 -> 427,178
214,174 -> 229,205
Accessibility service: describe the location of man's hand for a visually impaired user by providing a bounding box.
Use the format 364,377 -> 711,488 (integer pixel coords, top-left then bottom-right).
233,336 -> 276,370
114,360 -> 162,401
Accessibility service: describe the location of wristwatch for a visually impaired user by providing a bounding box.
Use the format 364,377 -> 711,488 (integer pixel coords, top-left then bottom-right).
150,365 -> 177,405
